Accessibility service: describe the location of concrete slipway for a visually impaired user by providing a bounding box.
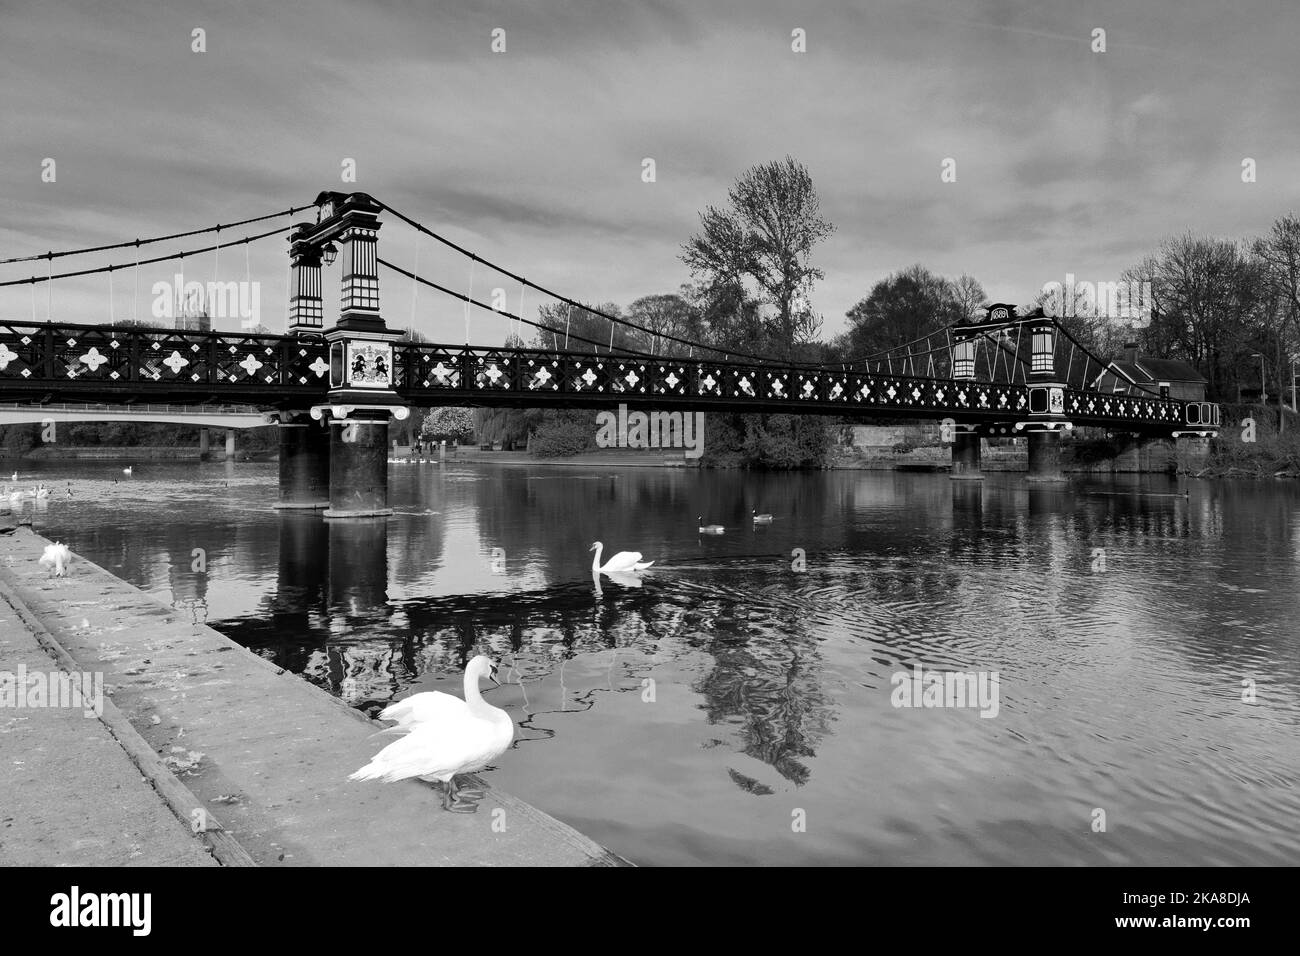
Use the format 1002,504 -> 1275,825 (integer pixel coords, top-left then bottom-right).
0,526 -> 627,866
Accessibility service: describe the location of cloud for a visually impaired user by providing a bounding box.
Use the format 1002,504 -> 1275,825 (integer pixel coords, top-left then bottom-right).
1,0 -> 1298,340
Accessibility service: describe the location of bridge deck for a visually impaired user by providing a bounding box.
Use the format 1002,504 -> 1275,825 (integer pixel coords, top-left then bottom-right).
0,321 -> 1219,432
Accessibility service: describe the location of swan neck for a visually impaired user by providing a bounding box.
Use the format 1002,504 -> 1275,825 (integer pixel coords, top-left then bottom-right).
463,671 -> 488,710
591,543 -> 602,573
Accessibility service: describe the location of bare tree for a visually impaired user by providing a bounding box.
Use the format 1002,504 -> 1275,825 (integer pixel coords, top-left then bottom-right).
951,274 -> 986,323
1123,234 -> 1264,400
626,293 -> 697,356
1253,215 -> 1300,414
682,157 -> 834,349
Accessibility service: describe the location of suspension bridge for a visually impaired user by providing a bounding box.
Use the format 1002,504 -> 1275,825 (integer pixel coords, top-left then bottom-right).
0,191 -> 1221,516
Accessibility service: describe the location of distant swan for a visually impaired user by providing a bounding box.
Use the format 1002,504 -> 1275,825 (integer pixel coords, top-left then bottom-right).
698,516 -> 724,534
590,541 -> 654,574
122,466 -> 133,476
752,509 -> 773,524
349,655 -> 514,810
39,542 -> 73,577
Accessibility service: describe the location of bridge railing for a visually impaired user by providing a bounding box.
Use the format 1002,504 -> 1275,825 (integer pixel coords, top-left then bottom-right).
0,321 -> 1212,429
0,321 -> 330,390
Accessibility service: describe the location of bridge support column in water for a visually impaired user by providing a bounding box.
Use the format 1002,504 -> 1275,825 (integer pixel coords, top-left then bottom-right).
199,427 -> 210,461
324,410 -> 394,518
1175,433 -> 1212,474
273,413 -> 331,510
225,429 -> 236,460
1026,429 -> 1067,482
950,431 -> 983,480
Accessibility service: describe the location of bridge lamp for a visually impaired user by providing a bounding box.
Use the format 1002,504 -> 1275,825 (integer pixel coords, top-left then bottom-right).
321,242 -> 339,267
953,339 -> 976,379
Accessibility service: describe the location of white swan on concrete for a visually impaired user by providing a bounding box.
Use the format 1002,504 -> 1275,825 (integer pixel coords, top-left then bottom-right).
590,541 -> 654,574
38,542 -> 73,577
349,655 -> 514,809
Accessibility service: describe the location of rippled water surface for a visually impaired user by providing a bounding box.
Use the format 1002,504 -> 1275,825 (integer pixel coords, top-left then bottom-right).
18,458 -> 1300,866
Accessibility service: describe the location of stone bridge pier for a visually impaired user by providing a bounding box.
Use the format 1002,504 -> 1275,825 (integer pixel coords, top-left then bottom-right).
269,411 -> 331,510
950,429 -> 983,480
1026,429 -> 1066,482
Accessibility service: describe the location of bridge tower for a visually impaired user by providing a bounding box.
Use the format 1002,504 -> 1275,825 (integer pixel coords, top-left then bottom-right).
1019,307 -> 1069,483
949,333 -> 983,480
286,192 -> 408,517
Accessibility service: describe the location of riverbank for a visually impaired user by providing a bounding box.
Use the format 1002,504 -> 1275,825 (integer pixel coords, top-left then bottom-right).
0,565 -> 220,866
0,527 -> 628,867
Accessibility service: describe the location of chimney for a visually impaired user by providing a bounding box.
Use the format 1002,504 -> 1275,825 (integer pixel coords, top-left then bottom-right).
1122,341 -> 1138,364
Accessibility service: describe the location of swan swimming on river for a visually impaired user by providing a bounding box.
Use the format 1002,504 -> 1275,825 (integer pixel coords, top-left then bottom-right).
590,541 -> 654,574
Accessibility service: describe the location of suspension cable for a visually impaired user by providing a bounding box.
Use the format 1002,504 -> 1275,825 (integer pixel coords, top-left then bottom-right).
0,224 -> 294,288
373,198 -> 812,367
0,204 -> 315,266
380,257 -> 696,361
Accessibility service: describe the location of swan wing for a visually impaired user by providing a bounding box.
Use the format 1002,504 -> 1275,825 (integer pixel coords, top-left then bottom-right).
350,708 -> 513,781
631,560 -> 654,571
603,550 -> 642,573
379,691 -> 467,730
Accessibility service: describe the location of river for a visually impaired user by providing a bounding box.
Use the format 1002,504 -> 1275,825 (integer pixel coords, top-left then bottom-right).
10,458 -> 1300,866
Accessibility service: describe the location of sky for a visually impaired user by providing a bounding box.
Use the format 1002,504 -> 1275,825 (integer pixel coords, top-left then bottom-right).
2,0 -> 1299,343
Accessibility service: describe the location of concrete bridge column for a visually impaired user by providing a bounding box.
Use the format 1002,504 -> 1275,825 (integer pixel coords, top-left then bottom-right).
950,431 -> 983,480
1027,429 -> 1066,482
275,417 -> 331,510
324,411 -> 393,519
225,430 -> 236,460
198,427 -> 211,461
1176,434 -> 1212,475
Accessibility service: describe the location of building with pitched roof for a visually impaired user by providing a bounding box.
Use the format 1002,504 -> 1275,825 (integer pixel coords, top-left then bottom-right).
1090,343 -> 1207,401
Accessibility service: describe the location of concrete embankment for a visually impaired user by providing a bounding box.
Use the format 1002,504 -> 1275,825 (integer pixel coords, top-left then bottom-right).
0,568 -> 218,866
0,527 -> 627,866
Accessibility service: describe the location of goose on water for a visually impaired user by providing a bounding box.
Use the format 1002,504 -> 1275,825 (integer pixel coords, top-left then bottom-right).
752,509 -> 773,524
698,516 -> 725,534
349,655 -> 514,810
590,541 -> 654,575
